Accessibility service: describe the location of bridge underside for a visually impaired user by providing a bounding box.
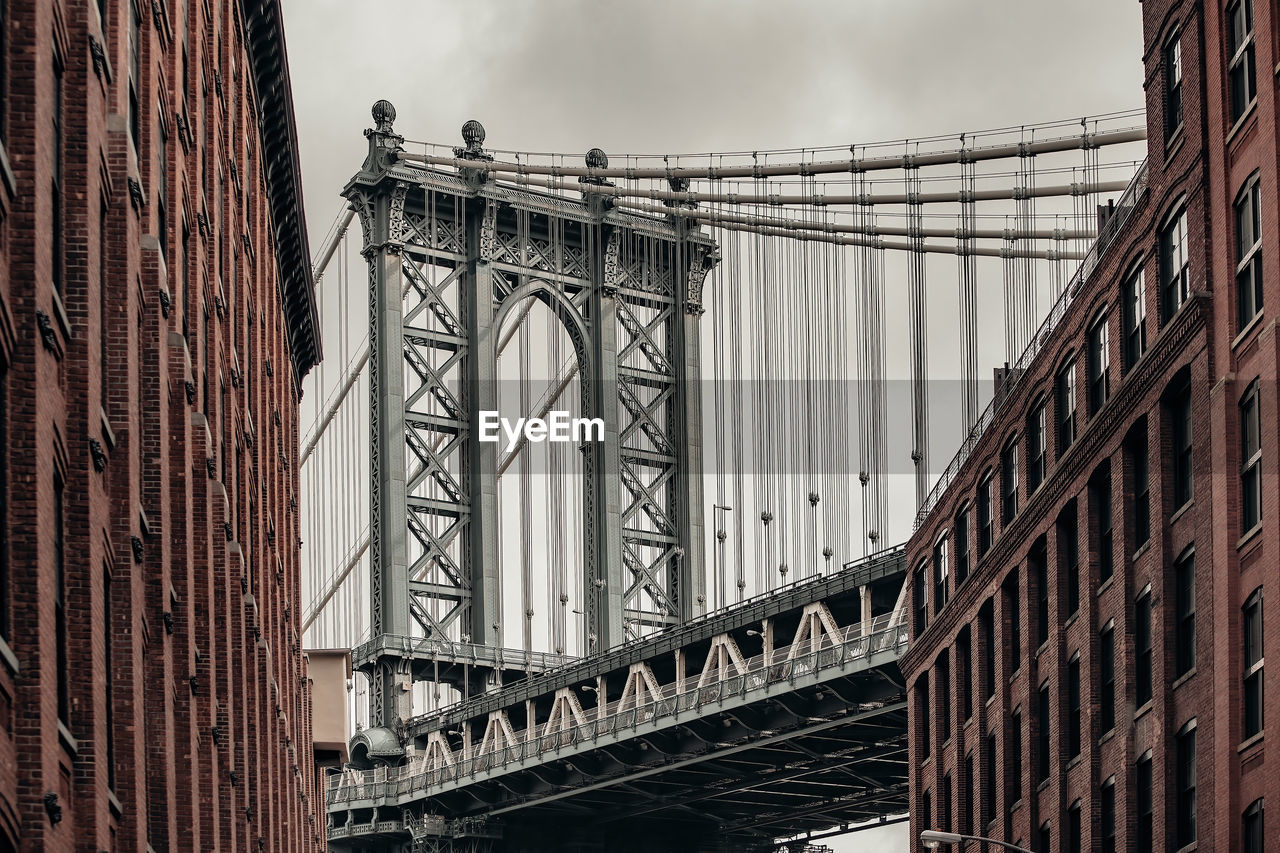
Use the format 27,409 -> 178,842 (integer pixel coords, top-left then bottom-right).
333,665 -> 906,853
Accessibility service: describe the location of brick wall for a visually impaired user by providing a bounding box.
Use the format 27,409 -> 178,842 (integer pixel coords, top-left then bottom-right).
0,0 -> 323,850
902,1 -> 1280,851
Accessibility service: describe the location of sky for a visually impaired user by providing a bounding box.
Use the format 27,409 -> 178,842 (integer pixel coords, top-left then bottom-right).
281,2 -> 1145,849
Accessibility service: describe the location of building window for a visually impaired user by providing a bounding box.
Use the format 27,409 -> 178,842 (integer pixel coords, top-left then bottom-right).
984,732 -> 997,828
921,788 -> 931,849
1136,587 -> 1153,707
940,772 -> 952,833
954,506 -> 970,586
958,625 -> 973,723
1128,423 -> 1150,549
1176,723 -> 1197,848
1161,206 -> 1190,321
1067,799 -> 1082,853
980,600 -> 996,700
1027,399 -> 1046,493
914,559 -> 929,636
1006,569 -> 1021,674
1060,505 -> 1079,618
1165,33 -> 1183,137
1171,379 -> 1193,509
1092,466 -> 1113,584
1099,622 -> 1116,734
1032,541 -> 1049,649
1122,261 -> 1147,369
1100,776 -> 1117,853
933,535 -> 949,614
1036,823 -> 1051,853
1236,174 -> 1263,329
1002,437 -> 1019,524
1067,654 -> 1082,759
1008,707 -> 1023,805
0,0 -> 7,147
129,0 -> 141,149
104,566 -> 115,790
1056,358 -> 1077,454
1036,681 -> 1050,784
54,473 -> 69,725
962,751 -> 974,834
1243,798 -> 1264,853
978,473 -> 994,556
1228,0 -> 1257,124
0,364 -> 7,643
937,652 -> 951,744
1087,311 -> 1109,414
1137,751 -> 1154,853
1174,549 -> 1196,678
52,47 -> 65,298
916,677 -> 930,761
1241,380 -> 1262,532
1244,587 -> 1264,738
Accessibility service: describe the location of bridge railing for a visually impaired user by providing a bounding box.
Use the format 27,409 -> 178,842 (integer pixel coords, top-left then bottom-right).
328,609 -> 907,805
397,545 -> 905,734
913,160 -> 1150,530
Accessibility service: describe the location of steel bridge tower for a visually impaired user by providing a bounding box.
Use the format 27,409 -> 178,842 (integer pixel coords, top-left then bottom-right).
347,101 -> 718,737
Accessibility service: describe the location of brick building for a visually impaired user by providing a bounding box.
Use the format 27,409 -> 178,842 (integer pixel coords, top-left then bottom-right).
0,0 -> 324,850
902,0 -> 1278,850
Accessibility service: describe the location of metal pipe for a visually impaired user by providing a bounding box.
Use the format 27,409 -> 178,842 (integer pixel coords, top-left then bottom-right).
399,126 -> 1147,180
615,200 -> 1094,242
495,173 -> 1131,208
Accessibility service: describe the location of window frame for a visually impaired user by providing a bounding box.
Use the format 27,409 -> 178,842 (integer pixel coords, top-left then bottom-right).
1171,378 -> 1194,509
1136,585 -> 1154,707
1176,720 -> 1198,848
1087,310 -> 1110,415
1236,173 -> 1263,331
933,532 -> 950,615
977,470 -> 995,556
1067,653 -> 1082,760
1244,586 -> 1264,738
1240,379 -> 1262,532
1160,203 -> 1190,322
1174,548 -> 1196,678
1243,797 -> 1264,853
1137,749 -> 1154,853
1164,30 -> 1184,139
1026,397 -> 1046,493
1099,620 -> 1116,735
1056,356 -> 1077,454
1122,258 -> 1147,369
1001,436 -> 1019,525
1227,0 -> 1257,125
954,504 -> 970,586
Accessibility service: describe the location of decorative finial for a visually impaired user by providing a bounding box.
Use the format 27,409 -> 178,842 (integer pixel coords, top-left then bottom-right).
461,120 -> 486,153
371,100 -> 396,132
585,147 -> 608,170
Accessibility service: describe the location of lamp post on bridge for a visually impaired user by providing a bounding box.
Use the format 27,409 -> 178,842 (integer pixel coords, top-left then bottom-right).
920,830 -> 1034,853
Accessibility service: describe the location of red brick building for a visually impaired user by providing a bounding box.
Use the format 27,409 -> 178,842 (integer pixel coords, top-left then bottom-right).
0,0 -> 324,850
903,0 -> 1278,850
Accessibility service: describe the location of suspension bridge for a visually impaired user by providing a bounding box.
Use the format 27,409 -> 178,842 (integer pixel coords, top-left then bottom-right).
301,101 -> 1148,852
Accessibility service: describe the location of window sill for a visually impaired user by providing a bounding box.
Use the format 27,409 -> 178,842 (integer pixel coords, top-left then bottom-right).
1170,500 -> 1195,526
964,715 -> 975,731
1064,610 -> 1080,631
57,720 -> 78,757
1135,700 -> 1153,722
0,637 -> 18,676
1238,522 -> 1264,550
1066,753 -> 1084,771
1131,540 -> 1152,562
1175,843 -> 1197,853
986,693 -> 997,709
0,139 -> 15,200
1226,100 -> 1258,146
108,789 -> 123,817
1232,310 -> 1265,351
1036,641 -> 1049,659
1009,667 -> 1022,686
1097,575 -> 1115,597
1238,730 -> 1264,753
1099,728 -> 1116,746
1009,798 -> 1023,815
1172,668 -> 1196,691
51,288 -> 73,343
1036,778 -> 1050,794
1162,128 -> 1185,167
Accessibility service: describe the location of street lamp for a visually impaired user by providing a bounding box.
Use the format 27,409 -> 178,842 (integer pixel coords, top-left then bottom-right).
920,830 -> 1033,853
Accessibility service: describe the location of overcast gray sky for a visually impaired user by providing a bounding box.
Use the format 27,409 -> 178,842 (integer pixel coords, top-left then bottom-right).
282,2 -> 1145,849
